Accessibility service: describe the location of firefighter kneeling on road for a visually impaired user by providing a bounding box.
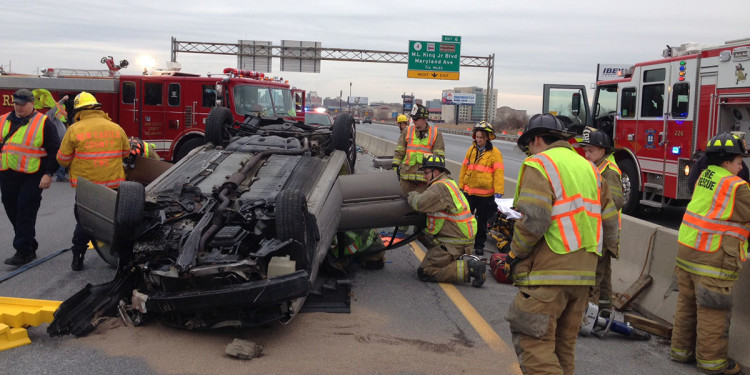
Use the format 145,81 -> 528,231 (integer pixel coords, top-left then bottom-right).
577,126 -> 624,312
502,114 -> 619,374
406,154 -> 486,287
670,132 -> 750,375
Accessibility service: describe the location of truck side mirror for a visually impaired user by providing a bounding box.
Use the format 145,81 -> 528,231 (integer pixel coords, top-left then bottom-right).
571,93 -> 581,116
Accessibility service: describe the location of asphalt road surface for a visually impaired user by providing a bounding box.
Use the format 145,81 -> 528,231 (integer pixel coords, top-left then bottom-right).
0,152 -> 701,375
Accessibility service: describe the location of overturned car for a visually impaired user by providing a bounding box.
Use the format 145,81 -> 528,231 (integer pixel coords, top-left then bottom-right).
49,111 -> 422,336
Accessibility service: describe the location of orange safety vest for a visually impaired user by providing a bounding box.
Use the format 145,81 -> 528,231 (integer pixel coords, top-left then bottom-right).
678,165 -> 750,262
0,112 -> 48,173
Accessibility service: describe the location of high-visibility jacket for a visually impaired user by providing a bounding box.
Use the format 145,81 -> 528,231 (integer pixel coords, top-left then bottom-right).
0,112 -> 48,173
510,142 -> 614,286
677,165 -> 750,280
458,142 -> 505,197
516,146 -> 603,255
410,175 -> 477,246
393,125 -> 445,182
597,154 -> 623,255
56,110 -> 130,188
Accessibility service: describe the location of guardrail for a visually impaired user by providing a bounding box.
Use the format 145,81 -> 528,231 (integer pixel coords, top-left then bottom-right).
356,131 -> 750,367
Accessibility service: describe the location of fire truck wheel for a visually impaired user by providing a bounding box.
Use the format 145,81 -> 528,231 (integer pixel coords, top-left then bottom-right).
275,188 -> 317,271
205,106 -> 234,146
111,181 -> 145,266
332,113 -> 356,173
618,158 -> 640,216
174,137 -> 204,162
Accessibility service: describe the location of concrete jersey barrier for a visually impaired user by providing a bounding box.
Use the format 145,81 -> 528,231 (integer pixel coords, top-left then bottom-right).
357,131 -> 750,367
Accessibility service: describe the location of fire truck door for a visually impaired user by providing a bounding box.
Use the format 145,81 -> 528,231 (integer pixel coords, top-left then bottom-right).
140,81 -> 166,150
119,80 -> 140,138
542,84 -> 591,133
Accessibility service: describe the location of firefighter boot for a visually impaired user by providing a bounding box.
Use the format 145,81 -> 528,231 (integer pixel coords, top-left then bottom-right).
468,259 -> 486,288
71,249 -> 85,272
702,359 -> 742,375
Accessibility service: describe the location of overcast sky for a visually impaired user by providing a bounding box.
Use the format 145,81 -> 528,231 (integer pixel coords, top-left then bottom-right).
2,0 -> 748,114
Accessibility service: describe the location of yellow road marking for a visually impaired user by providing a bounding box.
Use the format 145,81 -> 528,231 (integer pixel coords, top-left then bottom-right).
409,243 -> 512,355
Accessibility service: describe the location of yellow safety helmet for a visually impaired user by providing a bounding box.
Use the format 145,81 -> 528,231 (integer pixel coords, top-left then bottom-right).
73,91 -> 101,109
473,121 -> 496,140
396,114 -> 409,123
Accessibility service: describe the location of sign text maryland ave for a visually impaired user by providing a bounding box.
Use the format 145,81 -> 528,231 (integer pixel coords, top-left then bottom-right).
407,40 -> 461,80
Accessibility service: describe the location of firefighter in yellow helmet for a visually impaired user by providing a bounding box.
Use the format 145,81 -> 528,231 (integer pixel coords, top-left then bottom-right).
57,91 -> 130,271
406,154 -> 486,287
458,121 -> 505,256
1,89 -> 61,266
670,132 -> 750,374
576,126 -> 623,312
503,114 -> 619,374
392,104 -> 445,195
396,114 -> 409,132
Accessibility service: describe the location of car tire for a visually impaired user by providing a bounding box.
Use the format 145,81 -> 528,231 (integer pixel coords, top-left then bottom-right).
619,158 -> 640,216
173,137 -> 204,162
92,240 -> 117,269
276,189 -> 316,271
111,181 -> 145,266
332,113 -> 356,173
205,106 -> 234,146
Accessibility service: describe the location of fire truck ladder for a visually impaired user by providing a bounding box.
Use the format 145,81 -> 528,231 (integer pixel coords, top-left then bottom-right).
170,37 -> 496,121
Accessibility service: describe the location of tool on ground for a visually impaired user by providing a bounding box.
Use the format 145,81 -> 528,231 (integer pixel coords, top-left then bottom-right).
580,302 -> 651,340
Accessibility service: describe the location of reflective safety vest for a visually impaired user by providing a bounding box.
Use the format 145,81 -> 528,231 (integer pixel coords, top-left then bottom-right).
0,112 -> 48,173
425,178 -> 477,245
402,125 -> 438,167
515,147 -> 603,255
678,165 -> 750,269
343,230 -> 378,256
599,154 -> 622,227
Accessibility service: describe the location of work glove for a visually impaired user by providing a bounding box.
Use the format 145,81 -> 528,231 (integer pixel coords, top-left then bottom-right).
502,252 -> 520,278
494,193 -> 503,199
392,164 -> 400,180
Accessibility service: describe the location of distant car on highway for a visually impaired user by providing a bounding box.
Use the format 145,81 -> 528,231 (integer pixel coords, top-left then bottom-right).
305,111 -> 334,127
363,116 -> 372,124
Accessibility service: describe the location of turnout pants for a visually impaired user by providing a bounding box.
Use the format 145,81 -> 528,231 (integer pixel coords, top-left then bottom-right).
671,267 -> 735,373
466,195 -> 497,251
0,171 -> 44,256
589,251 -> 613,309
417,243 -> 472,283
71,206 -> 91,257
505,285 -> 589,375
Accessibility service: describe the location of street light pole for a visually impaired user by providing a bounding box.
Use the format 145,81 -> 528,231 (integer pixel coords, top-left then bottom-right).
349,82 -> 352,114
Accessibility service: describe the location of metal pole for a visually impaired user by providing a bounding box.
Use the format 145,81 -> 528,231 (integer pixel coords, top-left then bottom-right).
349,82 -> 352,114
484,53 -> 495,122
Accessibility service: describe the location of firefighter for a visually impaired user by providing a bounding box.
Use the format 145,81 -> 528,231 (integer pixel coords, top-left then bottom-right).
1,89 -> 61,266
577,126 -> 623,312
57,92 -> 130,271
392,104 -> 445,194
502,114 -> 619,374
670,132 -> 749,374
406,154 -> 486,288
458,121 -> 505,256
125,136 -> 161,165
331,229 -> 387,270
396,114 -> 409,132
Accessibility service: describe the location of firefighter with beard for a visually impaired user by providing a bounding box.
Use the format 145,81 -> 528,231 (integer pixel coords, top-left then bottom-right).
502,114 -> 619,374
670,132 -> 750,375
393,104 -> 445,195
407,154 -> 486,287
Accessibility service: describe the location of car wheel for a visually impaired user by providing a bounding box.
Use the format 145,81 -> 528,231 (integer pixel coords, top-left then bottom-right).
112,181 -> 145,265
173,137 -> 204,162
275,188 -> 316,271
332,113 -> 356,173
618,158 -> 640,216
205,106 -> 234,146
92,240 -> 117,269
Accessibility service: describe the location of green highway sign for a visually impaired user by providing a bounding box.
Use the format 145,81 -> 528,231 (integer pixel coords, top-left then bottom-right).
442,35 -> 461,43
407,40 -> 461,80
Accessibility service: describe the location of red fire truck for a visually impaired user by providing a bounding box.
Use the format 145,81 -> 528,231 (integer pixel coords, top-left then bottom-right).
0,64 -> 305,161
543,38 -> 750,215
